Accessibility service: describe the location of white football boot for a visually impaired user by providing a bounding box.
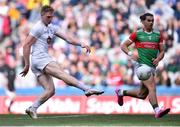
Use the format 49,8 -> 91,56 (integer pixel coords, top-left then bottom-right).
85,89 -> 104,97
25,106 -> 38,119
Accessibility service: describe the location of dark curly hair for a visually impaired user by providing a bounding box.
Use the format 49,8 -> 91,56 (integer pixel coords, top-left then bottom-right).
140,13 -> 154,21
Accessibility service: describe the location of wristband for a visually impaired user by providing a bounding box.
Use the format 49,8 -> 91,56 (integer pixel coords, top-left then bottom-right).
128,51 -> 133,56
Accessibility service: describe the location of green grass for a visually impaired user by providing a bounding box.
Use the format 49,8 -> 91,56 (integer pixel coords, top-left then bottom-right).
0,114 -> 179,126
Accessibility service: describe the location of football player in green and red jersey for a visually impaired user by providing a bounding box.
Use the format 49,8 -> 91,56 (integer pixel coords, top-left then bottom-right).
116,13 -> 170,118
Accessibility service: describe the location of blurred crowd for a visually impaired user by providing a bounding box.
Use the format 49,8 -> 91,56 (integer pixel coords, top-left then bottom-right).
0,0 -> 180,90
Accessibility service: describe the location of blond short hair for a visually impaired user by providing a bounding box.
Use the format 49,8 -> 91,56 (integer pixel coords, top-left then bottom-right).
41,5 -> 54,16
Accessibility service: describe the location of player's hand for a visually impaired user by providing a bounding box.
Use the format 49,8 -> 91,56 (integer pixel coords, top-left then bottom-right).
20,65 -> 29,77
152,58 -> 159,66
130,49 -> 139,61
81,42 -> 91,54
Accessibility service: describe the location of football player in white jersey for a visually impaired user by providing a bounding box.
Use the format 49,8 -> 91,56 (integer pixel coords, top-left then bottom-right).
20,5 -> 104,119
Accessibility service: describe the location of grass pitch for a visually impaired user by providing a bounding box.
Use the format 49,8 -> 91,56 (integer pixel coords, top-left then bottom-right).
0,114 -> 179,126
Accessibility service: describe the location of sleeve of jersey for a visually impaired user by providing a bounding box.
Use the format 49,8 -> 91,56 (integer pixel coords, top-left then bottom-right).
29,25 -> 41,38
53,25 -> 59,34
129,32 -> 136,42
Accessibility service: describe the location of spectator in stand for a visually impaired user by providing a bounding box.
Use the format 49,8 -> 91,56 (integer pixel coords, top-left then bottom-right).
69,63 -> 82,80
156,67 -> 171,87
123,59 -> 134,86
91,66 -> 104,87
174,0 -> 180,43
167,47 -> 180,73
107,64 -> 124,87
175,73 -> 180,86
0,51 -> 16,113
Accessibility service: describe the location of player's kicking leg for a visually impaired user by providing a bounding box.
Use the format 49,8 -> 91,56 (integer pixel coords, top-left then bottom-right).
44,62 -> 104,97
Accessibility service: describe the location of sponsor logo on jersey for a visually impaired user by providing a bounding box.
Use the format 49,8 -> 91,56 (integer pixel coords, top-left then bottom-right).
135,42 -> 159,49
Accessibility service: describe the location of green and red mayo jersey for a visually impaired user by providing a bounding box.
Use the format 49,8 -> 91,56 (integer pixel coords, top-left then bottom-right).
129,29 -> 163,67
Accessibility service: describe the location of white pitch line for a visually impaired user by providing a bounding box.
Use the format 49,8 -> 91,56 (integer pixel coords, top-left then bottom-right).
38,114 -> 90,119
11,114 -> 91,119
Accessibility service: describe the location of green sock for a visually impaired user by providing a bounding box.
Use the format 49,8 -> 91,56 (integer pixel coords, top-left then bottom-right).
123,90 -> 127,96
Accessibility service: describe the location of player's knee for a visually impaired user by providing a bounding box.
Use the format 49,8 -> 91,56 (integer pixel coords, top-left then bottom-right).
50,88 -> 55,96
46,88 -> 55,97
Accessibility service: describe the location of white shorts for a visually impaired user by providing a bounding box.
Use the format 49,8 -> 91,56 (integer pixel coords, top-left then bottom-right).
31,53 -> 55,77
133,61 -> 156,75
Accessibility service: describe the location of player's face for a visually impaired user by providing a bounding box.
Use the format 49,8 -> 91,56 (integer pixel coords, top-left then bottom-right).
143,16 -> 154,31
42,12 -> 54,25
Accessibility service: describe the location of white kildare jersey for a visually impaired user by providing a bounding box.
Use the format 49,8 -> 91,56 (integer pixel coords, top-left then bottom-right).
29,21 -> 58,76
30,21 -> 58,55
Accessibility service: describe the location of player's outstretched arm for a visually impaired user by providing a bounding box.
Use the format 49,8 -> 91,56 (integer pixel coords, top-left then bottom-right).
55,31 -> 91,53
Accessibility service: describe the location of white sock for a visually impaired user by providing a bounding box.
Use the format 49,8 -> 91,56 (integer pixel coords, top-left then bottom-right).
118,90 -> 124,96
154,107 -> 161,114
31,100 -> 43,111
